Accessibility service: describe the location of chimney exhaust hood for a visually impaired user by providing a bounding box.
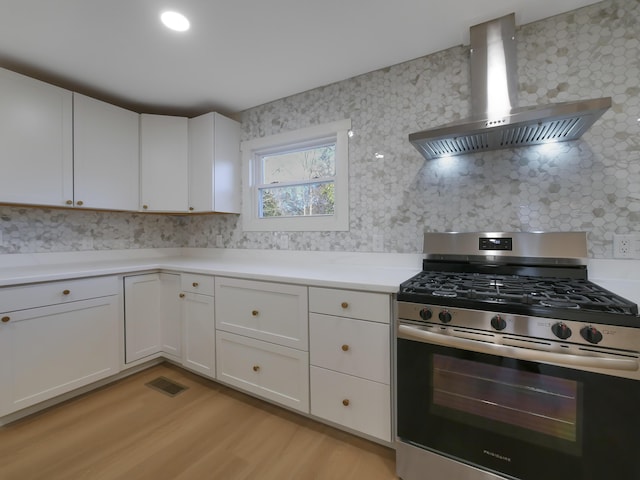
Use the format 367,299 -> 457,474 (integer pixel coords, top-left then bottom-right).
409,13 -> 611,160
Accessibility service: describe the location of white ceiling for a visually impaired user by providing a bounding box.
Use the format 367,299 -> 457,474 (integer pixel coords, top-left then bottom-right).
0,0 -> 602,117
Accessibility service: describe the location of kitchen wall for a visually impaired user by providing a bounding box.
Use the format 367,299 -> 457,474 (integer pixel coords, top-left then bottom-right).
1,0 -> 638,258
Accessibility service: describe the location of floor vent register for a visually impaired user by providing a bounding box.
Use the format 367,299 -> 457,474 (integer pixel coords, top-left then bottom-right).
145,376 -> 189,397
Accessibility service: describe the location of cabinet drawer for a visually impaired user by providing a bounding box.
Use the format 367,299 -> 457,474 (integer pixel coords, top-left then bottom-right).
181,273 -> 214,295
0,276 -> 119,313
310,366 -> 390,442
310,313 -> 389,384
215,277 -> 308,350
308,287 -> 390,324
216,331 -> 309,413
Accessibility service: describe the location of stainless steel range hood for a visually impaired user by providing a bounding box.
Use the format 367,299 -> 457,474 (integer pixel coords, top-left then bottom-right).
409,13 -> 611,160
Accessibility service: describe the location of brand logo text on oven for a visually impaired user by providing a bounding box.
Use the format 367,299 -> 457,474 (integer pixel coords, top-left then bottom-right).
483,450 -> 511,462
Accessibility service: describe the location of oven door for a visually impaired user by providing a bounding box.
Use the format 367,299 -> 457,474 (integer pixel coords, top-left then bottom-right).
396,324 -> 640,480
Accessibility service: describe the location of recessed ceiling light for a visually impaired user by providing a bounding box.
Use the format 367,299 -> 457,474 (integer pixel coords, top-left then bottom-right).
161,11 -> 190,32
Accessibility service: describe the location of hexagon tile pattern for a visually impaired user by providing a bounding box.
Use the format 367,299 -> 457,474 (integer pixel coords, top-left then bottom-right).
1,0 -> 638,259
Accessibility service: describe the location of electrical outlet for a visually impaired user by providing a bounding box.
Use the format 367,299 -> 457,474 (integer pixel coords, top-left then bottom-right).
373,234 -> 384,252
613,234 -> 640,259
0,229 -> 3,246
279,234 -> 289,250
216,234 -> 224,248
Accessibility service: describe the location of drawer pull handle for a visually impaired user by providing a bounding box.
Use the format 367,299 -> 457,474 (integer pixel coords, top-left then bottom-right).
179,293 -> 185,298
1,316 -> 10,323
341,344 -> 350,352
342,399 -> 350,407
253,365 -> 260,372
62,289 -> 71,295
192,282 -> 199,287
341,302 -> 349,309
252,310 -> 259,317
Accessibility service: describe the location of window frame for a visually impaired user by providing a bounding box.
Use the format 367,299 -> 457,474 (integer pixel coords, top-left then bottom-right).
241,119 -> 351,232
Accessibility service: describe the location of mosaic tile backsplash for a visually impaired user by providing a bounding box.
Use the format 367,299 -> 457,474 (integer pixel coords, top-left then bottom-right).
1,0 -> 638,258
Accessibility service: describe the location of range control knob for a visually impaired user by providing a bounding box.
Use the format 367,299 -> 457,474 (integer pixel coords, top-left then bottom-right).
551,322 -> 572,340
490,315 -> 507,331
419,307 -> 432,321
438,310 -> 452,323
580,326 -> 603,344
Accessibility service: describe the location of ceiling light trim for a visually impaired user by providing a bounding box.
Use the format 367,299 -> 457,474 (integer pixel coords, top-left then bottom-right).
160,11 -> 190,32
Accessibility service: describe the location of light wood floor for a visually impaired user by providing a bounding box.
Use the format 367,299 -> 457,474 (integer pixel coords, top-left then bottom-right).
0,363 -> 398,480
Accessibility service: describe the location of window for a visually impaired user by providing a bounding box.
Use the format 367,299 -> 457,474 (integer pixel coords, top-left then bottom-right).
241,119 -> 350,231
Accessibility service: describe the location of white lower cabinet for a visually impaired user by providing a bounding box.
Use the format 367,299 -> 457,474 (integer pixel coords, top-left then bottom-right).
216,331 -> 309,413
214,277 -> 310,412
215,277 -> 308,350
180,274 -> 215,378
124,273 -> 180,363
308,287 -> 392,442
160,274 -> 181,359
0,277 -> 119,417
310,366 -> 391,441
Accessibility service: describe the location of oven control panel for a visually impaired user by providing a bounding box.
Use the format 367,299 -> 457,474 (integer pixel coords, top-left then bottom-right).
397,302 -> 640,353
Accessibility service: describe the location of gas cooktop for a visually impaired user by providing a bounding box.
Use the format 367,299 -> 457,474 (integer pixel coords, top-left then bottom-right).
398,269 -> 639,326
398,232 -> 640,328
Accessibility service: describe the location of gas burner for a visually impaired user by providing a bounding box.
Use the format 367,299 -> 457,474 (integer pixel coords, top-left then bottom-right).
433,290 -> 458,297
539,300 -> 581,309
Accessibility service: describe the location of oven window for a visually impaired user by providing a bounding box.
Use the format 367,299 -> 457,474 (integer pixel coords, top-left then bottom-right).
431,354 -> 582,454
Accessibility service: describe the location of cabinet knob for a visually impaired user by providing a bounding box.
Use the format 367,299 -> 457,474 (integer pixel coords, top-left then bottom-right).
179,293 -> 185,298
342,399 -> 350,407
1,316 -> 10,323
65,200 -> 73,205
76,200 -> 84,206
341,344 -> 350,352
253,365 -> 260,372
251,310 -> 259,317
192,282 -> 199,287
341,302 -> 349,309
189,207 -> 194,211
142,204 -> 149,210
62,289 -> 71,295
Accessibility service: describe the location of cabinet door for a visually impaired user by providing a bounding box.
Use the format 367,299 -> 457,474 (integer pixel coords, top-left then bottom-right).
216,331 -> 309,413
188,112 -> 241,213
215,277 -> 308,350
309,287 -> 391,324
0,67 -> 73,207
181,292 -> 215,378
124,274 -> 162,363
160,273 -> 181,359
140,114 -> 189,212
73,93 -> 139,211
310,366 -> 391,442
0,297 -> 119,416
309,313 -> 390,384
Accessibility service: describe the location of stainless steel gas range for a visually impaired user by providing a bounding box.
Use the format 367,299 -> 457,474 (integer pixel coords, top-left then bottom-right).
395,232 -> 640,480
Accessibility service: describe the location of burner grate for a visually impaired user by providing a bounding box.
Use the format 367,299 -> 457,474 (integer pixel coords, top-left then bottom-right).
400,271 -> 639,316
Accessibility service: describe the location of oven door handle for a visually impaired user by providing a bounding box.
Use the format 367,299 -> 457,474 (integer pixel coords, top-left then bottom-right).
398,324 -> 639,372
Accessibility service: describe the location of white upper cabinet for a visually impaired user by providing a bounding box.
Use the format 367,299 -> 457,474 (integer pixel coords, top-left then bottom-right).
140,114 -> 189,212
73,93 -> 139,211
0,67 -> 73,207
188,112 -> 241,213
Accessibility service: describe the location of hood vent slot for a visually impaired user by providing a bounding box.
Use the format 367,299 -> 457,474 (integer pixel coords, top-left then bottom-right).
501,117 -> 585,146
409,14 -> 611,160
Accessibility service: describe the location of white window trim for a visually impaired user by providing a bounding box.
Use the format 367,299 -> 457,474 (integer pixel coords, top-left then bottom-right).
241,119 -> 351,232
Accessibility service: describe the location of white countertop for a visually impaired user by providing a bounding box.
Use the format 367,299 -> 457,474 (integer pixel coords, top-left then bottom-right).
0,248 -> 424,293
1,248 -> 638,304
